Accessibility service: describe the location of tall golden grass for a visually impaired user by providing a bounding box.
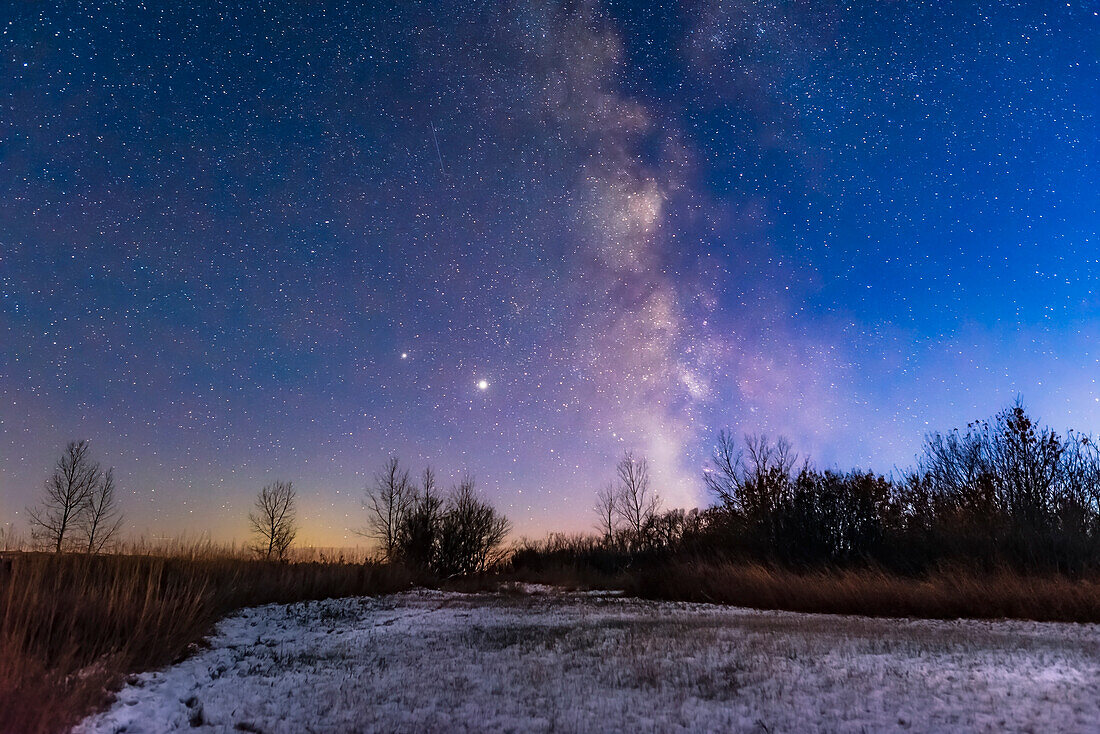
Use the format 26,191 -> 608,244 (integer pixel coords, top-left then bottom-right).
626,560 -> 1100,623
0,551 -> 413,734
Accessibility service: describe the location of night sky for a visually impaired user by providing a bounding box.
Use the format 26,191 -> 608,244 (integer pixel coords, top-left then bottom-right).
2,1 -> 1098,545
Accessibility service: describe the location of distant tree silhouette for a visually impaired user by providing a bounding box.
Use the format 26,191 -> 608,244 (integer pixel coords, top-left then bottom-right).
361,457 -> 414,561
614,452 -> 660,548
594,481 -> 617,545
249,481 -> 298,560
27,441 -> 111,553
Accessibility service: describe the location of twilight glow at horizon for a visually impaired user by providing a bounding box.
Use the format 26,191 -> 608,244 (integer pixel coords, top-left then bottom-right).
1,2 -> 1097,546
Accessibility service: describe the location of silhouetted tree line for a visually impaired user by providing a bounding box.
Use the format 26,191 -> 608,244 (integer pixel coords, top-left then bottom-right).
514,402 -> 1100,577
362,458 -> 510,576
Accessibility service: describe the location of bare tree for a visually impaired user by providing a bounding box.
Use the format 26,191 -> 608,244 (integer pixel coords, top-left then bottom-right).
396,467 -> 443,569
361,457 -> 414,560
614,452 -> 660,541
249,481 -> 298,560
594,481 -> 618,544
77,467 -> 123,554
27,440 -> 101,553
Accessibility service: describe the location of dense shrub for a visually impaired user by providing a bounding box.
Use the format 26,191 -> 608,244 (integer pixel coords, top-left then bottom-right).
363,463 -> 510,577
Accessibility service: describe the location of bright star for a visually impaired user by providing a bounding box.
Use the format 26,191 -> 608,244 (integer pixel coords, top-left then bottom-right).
477,379 -> 489,391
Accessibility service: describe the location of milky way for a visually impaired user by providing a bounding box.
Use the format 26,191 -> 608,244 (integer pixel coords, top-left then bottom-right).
1,2 -> 1097,543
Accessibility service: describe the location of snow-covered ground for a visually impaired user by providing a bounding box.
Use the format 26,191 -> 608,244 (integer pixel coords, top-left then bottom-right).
78,585 -> 1100,733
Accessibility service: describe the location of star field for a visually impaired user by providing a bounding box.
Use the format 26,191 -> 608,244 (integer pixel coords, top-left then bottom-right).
1,1 -> 1097,544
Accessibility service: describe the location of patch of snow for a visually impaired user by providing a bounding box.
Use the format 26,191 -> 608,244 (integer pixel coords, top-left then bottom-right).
497,581 -> 623,597
77,589 -> 1100,733
498,582 -> 562,595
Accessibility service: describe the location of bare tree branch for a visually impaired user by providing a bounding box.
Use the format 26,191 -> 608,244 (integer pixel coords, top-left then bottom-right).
78,467 -> 123,554
594,481 -> 618,544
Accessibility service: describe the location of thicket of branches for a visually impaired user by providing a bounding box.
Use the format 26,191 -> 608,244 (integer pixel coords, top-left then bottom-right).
362,459 -> 510,576
515,402 -> 1100,577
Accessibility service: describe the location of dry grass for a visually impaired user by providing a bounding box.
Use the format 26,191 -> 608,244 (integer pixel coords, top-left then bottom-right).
627,560 -> 1100,623
0,551 -> 413,734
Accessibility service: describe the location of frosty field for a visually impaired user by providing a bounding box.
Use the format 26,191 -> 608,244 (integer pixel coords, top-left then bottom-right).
78,586 -> 1100,733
